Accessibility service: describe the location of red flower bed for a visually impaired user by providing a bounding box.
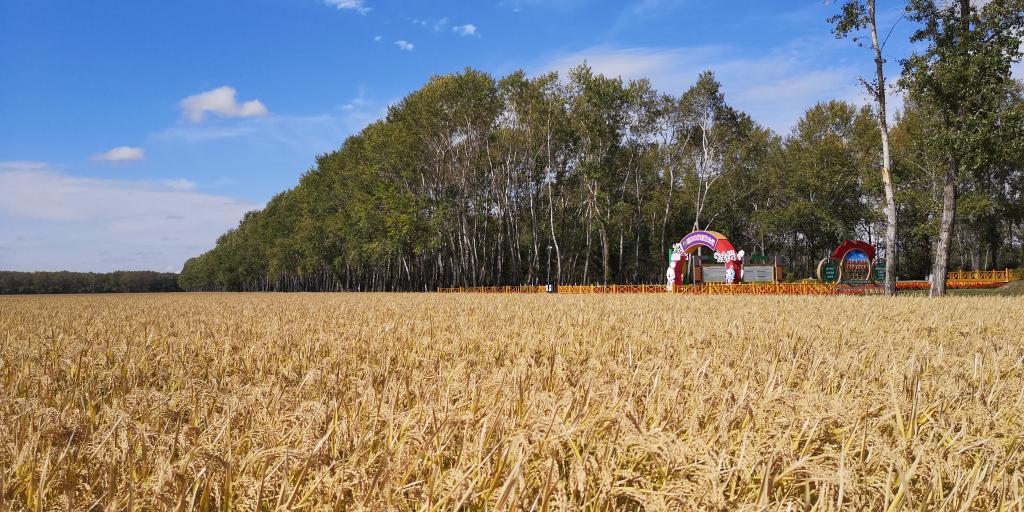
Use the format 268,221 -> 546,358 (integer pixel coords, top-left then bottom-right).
896,281 -> 929,290
948,280 -> 1005,289
896,280 -> 1005,290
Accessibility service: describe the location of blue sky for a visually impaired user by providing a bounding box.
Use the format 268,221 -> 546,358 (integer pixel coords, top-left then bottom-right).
0,0 -> 956,272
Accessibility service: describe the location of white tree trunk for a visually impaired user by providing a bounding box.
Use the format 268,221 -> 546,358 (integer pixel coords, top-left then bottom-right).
867,0 -> 898,296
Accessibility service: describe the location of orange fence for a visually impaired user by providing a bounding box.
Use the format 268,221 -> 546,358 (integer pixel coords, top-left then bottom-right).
946,269 -> 1023,283
557,283 -> 840,295
697,283 -> 839,295
437,285 -> 543,294
558,284 -> 668,294
438,282 -> 841,295
895,268 -> 1023,291
438,284 -> 670,294
437,269 -> 1022,295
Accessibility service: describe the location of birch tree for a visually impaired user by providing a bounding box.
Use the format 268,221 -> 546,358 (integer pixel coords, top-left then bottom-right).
830,0 -> 900,295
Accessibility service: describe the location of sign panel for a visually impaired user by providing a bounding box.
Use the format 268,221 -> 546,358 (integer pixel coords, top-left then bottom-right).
841,250 -> 871,282
873,259 -> 886,283
822,261 -> 839,283
678,230 -> 737,255
680,231 -> 722,253
702,265 -> 728,283
743,265 -> 775,283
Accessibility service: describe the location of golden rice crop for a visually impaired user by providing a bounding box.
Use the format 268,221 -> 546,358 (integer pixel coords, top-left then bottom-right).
1,293 -> 1023,510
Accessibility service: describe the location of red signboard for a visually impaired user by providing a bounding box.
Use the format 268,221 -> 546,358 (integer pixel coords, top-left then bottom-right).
832,240 -> 875,262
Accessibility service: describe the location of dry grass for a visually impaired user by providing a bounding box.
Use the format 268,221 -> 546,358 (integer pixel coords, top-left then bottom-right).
1,293 -> 1023,511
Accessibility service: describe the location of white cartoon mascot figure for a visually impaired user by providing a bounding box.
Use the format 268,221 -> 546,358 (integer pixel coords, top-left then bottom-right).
666,243 -> 685,291
724,250 -> 745,285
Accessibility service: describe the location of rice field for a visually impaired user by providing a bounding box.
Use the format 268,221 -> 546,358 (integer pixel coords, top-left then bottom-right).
1,293 -> 1023,510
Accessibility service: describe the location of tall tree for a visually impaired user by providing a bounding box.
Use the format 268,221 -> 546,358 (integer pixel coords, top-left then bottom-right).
830,0 -> 900,295
678,71 -> 739,232
901,0 -> 1024,295
758,101 -> 871,276
178,65 -> 1024,292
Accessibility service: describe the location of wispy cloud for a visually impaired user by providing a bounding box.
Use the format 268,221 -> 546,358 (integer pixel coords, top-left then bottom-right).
533,40 -> 867,133
179,86 -> 269,123
92,146 -> 145,162
410,17 -> 457,33
395,40 -> 414,51
155,114 -> 344,154
1,87 -> 394,272
160,178 -> 197,190
625,0 -> 686,16
453,24 -> 478,37
536,45 -> 722,88
156,91 -> 388,152
609,0 -> 688,33
0,161 -> 49,171
341,88 -> 369,112
499,0 -> 584,12
0,166 -> 260,272
324,0 -> 369,15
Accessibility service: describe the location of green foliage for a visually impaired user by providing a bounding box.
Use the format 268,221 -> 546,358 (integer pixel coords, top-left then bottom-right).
901,0 -> 1024,173
0,271 -> 181,294
898,0 -> 1024,290
178,62 -> 1024,291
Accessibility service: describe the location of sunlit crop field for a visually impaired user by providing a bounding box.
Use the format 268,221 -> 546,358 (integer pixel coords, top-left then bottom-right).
2,293 -> 1023,510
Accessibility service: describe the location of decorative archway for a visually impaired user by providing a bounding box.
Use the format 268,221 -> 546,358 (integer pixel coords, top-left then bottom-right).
677,230 -> 737,255
817,240 -> 881,284
667,230 -> 744,289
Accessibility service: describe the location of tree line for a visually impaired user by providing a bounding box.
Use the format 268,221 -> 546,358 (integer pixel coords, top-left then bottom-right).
179,0 -> 1024,293
0,271 -> 182,295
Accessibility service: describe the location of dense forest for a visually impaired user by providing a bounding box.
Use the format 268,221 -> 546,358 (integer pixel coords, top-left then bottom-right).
179,1 -> 1024,292
0,271 -> 181,295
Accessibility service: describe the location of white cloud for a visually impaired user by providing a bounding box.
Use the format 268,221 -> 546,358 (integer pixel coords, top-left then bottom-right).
433,18 -> 450,32
374,35 -> 382,42
0,161 -> 49,171
538,46 -> 718,88
395,40 -> 414,51
92,146 -> 145,162
157,113 -> 346,152
155,91 -> 390,152
341,88 -> 369,112
453,24 -> 478,36
499,0 -> 583,12
324,0 -> 369,15
533,40 -> 867,134
624,0 -> 686,16
160,178 -> 197,190
179,86 -> 269,123
0,167 -> 260,272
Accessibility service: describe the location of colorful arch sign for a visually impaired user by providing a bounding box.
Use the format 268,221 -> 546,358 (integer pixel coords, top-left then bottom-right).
831,240 -> 875,262
817,240 -> 882,284
667,230 -> 744,290
678,230 -> 737,255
